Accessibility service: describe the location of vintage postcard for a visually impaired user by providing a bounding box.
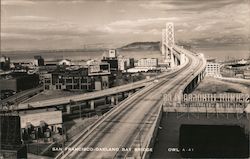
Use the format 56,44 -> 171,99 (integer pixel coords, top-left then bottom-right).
1,0 -> 249,158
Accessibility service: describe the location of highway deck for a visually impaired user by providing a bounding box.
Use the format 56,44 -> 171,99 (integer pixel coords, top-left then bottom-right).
56,46 -> 206,159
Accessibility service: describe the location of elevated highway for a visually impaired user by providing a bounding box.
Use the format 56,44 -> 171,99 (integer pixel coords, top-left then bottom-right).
0,86 -> 43,106
55,45 -> 206,159
15,66 -> 189,111
14,51 -> 192,111
15,81 -> 148,111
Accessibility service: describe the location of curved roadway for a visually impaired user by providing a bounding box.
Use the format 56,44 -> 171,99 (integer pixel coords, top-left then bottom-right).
56,46 -> 206,159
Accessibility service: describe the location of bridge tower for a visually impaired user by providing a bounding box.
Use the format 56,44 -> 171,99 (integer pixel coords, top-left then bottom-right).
162,22 -> 175,68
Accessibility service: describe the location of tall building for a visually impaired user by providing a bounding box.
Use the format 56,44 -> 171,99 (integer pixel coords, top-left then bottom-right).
101,49 -> 119,72
0,56 -> 11,70
243,70 -> 250,79
43,63 -> 111,91
108,49 -> 117,58
137,58 -> 158,67
43,67 -> 94,91
58,59 -> 71,66
0,115 -> 27,159
206,62 -> 221,77
117,55 -> 135,71
33,56 -> 44,66
101,58 -> 118,72
0,73 -> 39,92
88,62 -> 110,76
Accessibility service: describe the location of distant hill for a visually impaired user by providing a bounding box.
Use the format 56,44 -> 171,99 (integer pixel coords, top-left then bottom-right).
119,41 -> 160,51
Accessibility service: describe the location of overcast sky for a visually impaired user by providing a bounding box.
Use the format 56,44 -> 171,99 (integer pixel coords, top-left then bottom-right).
1,0 -> 250,51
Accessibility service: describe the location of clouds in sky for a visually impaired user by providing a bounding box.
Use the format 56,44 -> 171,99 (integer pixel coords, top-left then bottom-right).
1,0 -> 249,51
1,0 -> 35,6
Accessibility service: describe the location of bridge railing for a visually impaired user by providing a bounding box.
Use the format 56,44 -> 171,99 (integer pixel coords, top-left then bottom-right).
141,103 -> 163,159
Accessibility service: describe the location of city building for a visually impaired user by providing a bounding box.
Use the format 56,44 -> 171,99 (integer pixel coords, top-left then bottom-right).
86,59 -> 98,65
243,70 -> 250,79
33,56 -> 44,66
108,49 -> 117,58
0,56 -> 11,70
100,49 -> 119,73
19,110 -> 62,141
206,62 -> 221,77
0,115 -> 27,159
137,58 -> 158,67
127,67 -> 150,73
44,59 -> 60,66
43,61 -> 112,91
87,62 -> 110,90
88,62 -> 110,76
72,60 -> 87,66
207,58 -> 216,63
58,59 -> 71,66
101,58 -> 118,72
118,56 -> 135,71
13,62 -> 34,69
238,59 -> 247,64
43,67 -> 94,91
118,58 -> 128,71
92,76 -> 109,90
0,72 -> 40,92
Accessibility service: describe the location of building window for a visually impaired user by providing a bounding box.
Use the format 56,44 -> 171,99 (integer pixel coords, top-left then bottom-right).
66,85 -> 72,90
73,79 -> 79,83
58,79 -> 63,83
45,79 -> 51,83
56,85 -> 62,89
81,85 -> 87,90
81,78 -> 87,83
66,79 -> 72,83
73,85 -> 79,89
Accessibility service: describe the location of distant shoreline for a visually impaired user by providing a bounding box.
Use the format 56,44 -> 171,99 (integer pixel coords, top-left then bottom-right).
1,41 -> 249,62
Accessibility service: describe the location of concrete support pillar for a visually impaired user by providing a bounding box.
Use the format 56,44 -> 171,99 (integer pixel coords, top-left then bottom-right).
194,77 -> 198,88
90,100 -> 95,110
66,105 -> 71,114
128,92 -> 132,97
105,96 -> 109,104
192,80 -> 195,90
122,92 -> 125,99
111,96 -> 115,105
174,57 -> 178,66
79,104 -> 82,118
180,53 -> 185,65
115,95 -> 119,104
